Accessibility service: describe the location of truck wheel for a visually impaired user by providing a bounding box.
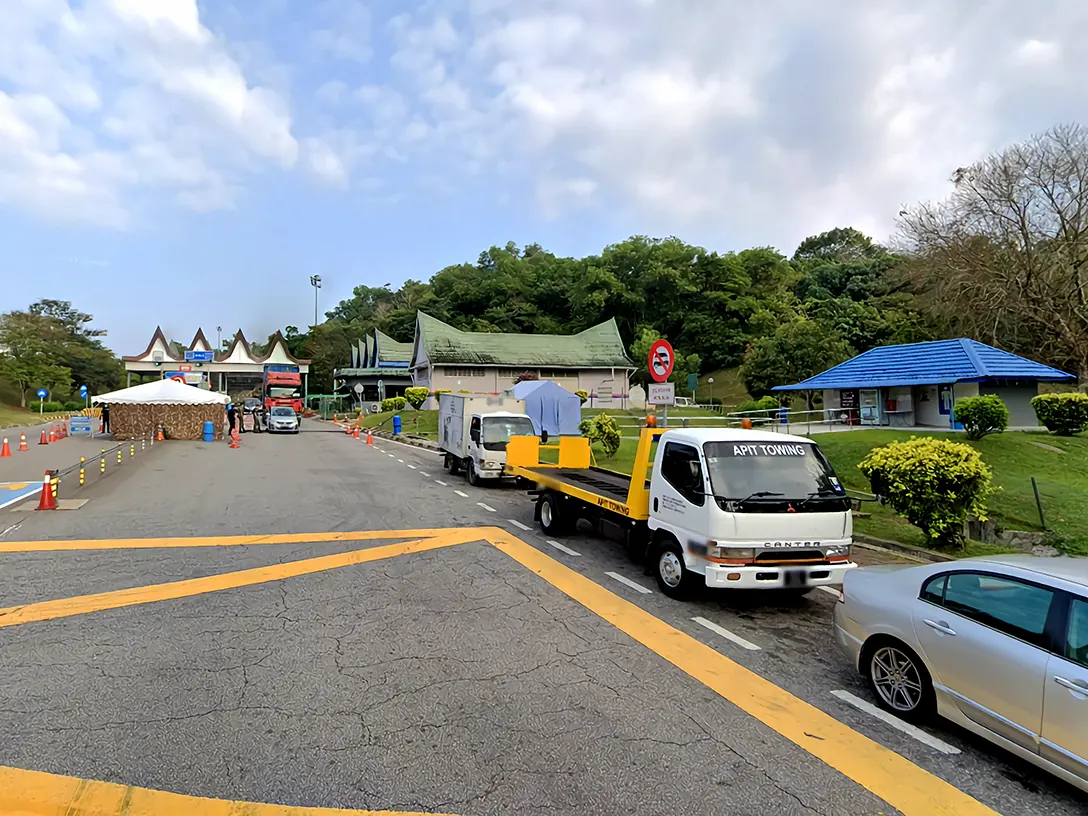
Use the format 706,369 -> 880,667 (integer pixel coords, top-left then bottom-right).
654,539 -> 694,600
538,493 -> 567,535
467,460 -> 480,487
444,454 -> 459,475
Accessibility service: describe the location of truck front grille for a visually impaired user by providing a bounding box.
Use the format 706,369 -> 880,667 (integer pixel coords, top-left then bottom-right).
755,550 -> 825,563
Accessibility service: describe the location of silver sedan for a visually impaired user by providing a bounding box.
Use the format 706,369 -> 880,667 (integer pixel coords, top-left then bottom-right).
266,406 -> 300,434
834,555 -> 1088,794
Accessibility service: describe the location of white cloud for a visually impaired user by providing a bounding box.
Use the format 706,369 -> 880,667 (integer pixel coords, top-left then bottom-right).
0,0 -> 298,227
310,0 -> 372,62
373,0 -> 1087,249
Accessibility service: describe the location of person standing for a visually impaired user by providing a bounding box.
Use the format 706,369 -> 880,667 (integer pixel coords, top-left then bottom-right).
101,403 -> 110,434
226,400 -> 236,439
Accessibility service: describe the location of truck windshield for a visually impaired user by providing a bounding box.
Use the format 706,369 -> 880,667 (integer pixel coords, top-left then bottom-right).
268,387 -> 300,398
482,417 -> 536,450
702,441 -> 848,511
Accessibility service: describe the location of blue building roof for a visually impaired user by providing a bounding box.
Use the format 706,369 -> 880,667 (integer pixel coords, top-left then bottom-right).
773,339 -> 1075,392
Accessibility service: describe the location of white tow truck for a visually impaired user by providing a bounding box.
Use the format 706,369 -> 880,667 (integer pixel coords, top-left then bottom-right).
506,426 -> 857,598
438,393 -> 536,487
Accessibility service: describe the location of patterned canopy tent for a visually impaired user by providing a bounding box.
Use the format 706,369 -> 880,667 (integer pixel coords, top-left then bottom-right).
93,379 -> 229,440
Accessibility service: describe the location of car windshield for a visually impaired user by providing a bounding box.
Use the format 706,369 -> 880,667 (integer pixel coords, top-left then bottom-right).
244,399 -> 261,409
702,441 -> 847,510
270,407 -> 295,417
481,416 -> 536,450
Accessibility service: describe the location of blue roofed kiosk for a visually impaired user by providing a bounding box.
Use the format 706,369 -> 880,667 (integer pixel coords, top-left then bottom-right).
773,339 -> 1076,429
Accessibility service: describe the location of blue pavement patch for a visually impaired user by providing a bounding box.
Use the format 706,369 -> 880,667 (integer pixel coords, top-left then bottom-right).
0,482 -> 40,511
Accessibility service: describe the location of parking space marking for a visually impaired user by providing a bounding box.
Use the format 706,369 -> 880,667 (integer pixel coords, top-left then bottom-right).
454,490 -> 469,498
605,571 -> 653,594
830,690 -> 961,755
692,616 -> 761,651
435,479 -> 449,486
0,530 -> 485,631
488,529 -> 998,816
477,502 -> 496,513
546,539 -> 581,557
818,586 -> 841,598
0,763 -> 459,815
507,519 -> 531,531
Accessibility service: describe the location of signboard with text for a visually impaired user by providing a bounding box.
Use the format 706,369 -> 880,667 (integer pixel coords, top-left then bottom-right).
648,382 -> 675,406
184,350 -> 214,362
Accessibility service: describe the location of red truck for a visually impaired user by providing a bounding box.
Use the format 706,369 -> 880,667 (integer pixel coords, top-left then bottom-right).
263,364 -> 303,416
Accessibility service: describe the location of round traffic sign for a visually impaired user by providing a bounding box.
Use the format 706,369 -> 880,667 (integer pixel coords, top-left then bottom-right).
36,388 -> 48,399
170,375 -> 186,383
648,339 -> 674,383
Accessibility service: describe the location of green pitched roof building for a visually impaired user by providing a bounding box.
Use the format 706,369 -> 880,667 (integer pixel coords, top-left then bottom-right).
410,312 -> 634,405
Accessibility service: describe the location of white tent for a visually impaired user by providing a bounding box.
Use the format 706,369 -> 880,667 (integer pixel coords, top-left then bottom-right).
93,378 -> 229,405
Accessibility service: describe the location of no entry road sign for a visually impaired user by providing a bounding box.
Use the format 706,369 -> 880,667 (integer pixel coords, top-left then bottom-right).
648,339 -> 674,384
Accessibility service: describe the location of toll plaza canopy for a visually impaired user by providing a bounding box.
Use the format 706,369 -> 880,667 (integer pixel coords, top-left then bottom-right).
93,379 -> 229,440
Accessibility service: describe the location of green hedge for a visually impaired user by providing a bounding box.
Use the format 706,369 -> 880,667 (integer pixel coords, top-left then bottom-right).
1031,392 -> 1088,436
381,396 -> 407,412
952,395 -> 1009,440
29,401 -> 65,413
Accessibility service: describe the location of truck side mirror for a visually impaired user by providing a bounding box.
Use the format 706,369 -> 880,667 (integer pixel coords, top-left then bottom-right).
540,430 -> 549,444
470,429 -> 480,443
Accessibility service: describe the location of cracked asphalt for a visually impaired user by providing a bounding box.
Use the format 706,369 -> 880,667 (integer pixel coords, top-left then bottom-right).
0,420 -> 1084,815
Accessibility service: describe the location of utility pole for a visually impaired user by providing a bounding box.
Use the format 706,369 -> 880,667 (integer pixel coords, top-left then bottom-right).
216,326 -> 222,350
309,275 -> 322,327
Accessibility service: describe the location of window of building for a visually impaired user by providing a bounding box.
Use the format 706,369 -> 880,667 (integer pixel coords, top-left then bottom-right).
444,367 -> 485,378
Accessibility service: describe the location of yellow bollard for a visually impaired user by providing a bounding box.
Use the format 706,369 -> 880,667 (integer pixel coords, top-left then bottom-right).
130,443 -> 135,458
51,477 -> 58,498
79,457 -> 85,486
141,439 -> 145,452
101,449 -> 106,474
117,448 -> 122,466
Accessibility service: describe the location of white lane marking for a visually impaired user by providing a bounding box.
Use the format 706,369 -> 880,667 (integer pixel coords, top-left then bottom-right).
420,472 -> 430,477
817,586 -> 842,598
605,571 -> 652,594
373,448 -> 382,452
386,453 -> 395,458
0,521 -> 24,539
830,690 -> 961,755
547,540 -> 581,557
406,464 -> 417,469
435,480 -> 449,486
397,458 -> 404,463
692,616 -> 761,651
507,519 -> 531,531
454,490 -> 469,498
477,502 -> 497,513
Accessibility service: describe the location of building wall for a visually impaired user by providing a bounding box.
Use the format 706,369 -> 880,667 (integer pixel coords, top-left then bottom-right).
914,385 -> 942,426
979,382 -> 1041,427
421,366 -> 630,406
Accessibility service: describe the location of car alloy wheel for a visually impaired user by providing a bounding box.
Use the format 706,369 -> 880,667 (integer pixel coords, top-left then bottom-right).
869,645 -> 926,714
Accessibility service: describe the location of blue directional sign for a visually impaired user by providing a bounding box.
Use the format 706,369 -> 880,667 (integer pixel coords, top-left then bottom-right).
185,350 -> 215,362
79,384 -> 88,398
36,388 -> 47,400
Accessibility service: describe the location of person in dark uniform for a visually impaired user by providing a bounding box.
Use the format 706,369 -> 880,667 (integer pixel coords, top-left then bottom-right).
226,400 -> 236,438
101,403 -> 110,434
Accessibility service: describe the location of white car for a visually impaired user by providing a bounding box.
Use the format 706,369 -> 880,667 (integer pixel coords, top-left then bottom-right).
834,555 -> 1088,793
266,406 -> 300,434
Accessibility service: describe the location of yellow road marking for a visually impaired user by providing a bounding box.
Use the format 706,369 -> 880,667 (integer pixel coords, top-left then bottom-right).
487,528 -> 999,816
0,528 -> 471,553
0,531 -> 481,630
0,763 -> 459,815
0,482 -> 32,491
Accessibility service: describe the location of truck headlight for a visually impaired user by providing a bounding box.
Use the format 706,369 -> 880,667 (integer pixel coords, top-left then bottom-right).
708,545 -> 755,560
482,460 -> 500,470
825,544 -> 851,557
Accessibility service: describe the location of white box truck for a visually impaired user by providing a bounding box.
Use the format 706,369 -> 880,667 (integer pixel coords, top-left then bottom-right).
438,393 -> 536,486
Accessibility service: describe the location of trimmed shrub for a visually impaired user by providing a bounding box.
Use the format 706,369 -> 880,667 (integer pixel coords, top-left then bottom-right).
1031,392 -> 1088,435
736,395 -> 779,419
404,387 -> 429,410
380,396 -> 407,412
574,389 -> 589,404
858,437 -> 995,548
579,413 -> 621,459
64,400 -> 85,411
30,401 -> 66,413
433,389 -> 451,396
952,395 -> 1009,440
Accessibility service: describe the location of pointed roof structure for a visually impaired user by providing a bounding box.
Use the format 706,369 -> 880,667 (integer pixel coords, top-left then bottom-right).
411,312 -> 634,369
188,328 -> 213,352
373,329 -> 412,367
773,338 -> 1075,391
121,326 -> 181,363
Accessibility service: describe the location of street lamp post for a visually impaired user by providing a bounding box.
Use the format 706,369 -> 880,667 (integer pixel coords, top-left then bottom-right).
216,326 -> 222,350
309,275 -> 322,327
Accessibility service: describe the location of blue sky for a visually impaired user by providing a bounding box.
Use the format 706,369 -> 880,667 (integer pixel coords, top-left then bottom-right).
1,0 -> 1083,354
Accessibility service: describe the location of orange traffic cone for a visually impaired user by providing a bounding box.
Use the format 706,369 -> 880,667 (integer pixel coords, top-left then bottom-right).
353,427 -> 360,439
229,427 -> 240,449
156,427 -> 165,441
35,472 -> 57,511
0,438 -> 9,458
366,430 -> 373,445
39,429 -> 49,445
18,434 -> 28,451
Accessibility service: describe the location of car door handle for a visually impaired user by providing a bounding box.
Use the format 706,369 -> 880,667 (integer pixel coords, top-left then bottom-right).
1054,676 -> 1088,695
923,619 -> 957,636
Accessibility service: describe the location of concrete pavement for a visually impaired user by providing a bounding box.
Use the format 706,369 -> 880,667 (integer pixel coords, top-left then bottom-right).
0,421 -> 1083,815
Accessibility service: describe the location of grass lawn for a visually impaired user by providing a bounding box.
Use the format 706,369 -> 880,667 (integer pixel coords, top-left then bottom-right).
697,366 -> 750,407
356,409 -> 439,437
0,403 -> 42,429
587,429 -> 1088,556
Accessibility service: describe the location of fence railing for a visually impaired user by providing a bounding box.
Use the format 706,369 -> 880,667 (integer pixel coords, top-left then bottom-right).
51,437 -> 156,503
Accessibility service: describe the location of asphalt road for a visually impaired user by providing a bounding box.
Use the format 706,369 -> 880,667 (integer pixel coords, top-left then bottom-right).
0,420 -> 1083,815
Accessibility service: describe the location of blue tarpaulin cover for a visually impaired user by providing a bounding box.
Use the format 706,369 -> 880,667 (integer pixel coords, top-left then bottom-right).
510,380 -> 582,436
